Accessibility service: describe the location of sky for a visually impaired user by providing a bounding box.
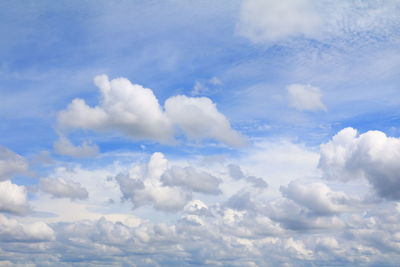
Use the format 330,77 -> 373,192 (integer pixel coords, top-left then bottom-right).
1,0 -> 400,266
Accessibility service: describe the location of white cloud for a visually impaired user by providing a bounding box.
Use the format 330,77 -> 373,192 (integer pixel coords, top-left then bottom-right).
0,214 -> 54,242
319,127 -> 400,200
161,166 -> 222,194
58,75 -> 244,147
116,152 -> 191,212
40,177 -> 89,200
0,146 -> 29,181
0,180 -> 28,214
165,95 -> 246,146
58,75 -> 174,143
237,0 -> 321,43
53,135 -> 99,158
236,0 -> 400,44
280,181 -> 359,216
268,198 -> 345,231
115,152 -> 226,211
287,84 -> 327,111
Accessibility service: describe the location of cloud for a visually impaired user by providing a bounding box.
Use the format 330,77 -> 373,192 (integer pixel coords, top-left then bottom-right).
58,75 -> 174,143
58,75 -> 244,147
268,198 -> 345,231
0,146 -> 29,181
40,177 -> 89,200
183,200 -> 210,217
236,0 -> 400,44
237,0 -> 320,43
191,77 -> 222,96
0,214 -> 54,242
165,95 -> 245,146
53,135 -> 99,158
280,181 -> 359,216
227,164 -> 268,189
161,166 -> 222,194
319,127 -> 400,200
287,84 -> 327,111
225,191 -> 256,211
246,176 -> 268,189
0,181 -> 28,214
115,152 -> 226,211
116,152 -> 191,212
227,164 -> 245,180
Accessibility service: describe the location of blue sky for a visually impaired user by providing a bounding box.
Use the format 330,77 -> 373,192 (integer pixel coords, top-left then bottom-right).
1,0 -> 400,266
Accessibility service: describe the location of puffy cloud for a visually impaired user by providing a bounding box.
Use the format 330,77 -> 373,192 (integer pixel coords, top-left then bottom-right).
268,198 -> 346,231
287,84 -> 327,111
53,135 -> 99,158
58,75 -> 244,147
40,177 -> 89,200
237,0 -> 320,43
165,95 -> 246,146
183,200 -> 211,217
319,128 -> 400,200
0,214 -> 54,242
280,181 -> 359,216
0,181 -> 28,214
58,75 -> 174,143
115,152 -> 226,211
0,146 -> 29,181
116,152 -> 191,212
117,172 -> 190,212
161,166 -> 222,194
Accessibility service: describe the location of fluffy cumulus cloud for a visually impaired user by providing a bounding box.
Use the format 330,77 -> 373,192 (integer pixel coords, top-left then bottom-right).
40,177 -> 89,200
58,75 -> 244,146
280,181 -> 359,216
319,127 -> 400,200
53,135 -> 99,158
114,152 -> 225,212
287,84 -> 327,111
0,146 -> 29,181
0,214 -> 54,242
165,95 -> 245,146
0,181 -> 28,214
58,75 -> 173,143
237,0 -> 321,43
161,166 -> 222,194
